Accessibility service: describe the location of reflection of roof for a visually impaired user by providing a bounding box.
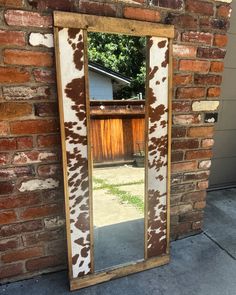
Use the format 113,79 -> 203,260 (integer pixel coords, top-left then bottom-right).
88,61 -> 131,85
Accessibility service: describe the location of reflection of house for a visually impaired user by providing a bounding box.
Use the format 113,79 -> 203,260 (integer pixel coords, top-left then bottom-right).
88,61 -> 131,100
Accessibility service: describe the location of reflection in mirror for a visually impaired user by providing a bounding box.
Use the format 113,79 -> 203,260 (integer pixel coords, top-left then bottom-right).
88,32 -> 146,272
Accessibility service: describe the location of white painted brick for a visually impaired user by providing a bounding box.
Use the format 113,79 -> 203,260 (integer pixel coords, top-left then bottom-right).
19,178 -> 59,192
199,160 -> 211,169
29,33 -> 54,48
44,216 -> 65,229
192,101 -> 219,112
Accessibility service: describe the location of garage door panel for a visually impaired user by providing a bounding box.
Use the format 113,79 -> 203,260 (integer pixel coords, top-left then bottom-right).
212,130 -> 236,158
224,34 -> 236,68
216,100 -> 236,130
210,158 -> 236,187
221,69 -> 236,99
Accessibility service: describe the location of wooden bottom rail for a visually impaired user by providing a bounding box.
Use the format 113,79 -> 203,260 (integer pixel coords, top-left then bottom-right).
70,254 -> 170,291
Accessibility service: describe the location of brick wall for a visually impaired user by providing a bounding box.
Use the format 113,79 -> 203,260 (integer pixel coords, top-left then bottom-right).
0,0 -> 232,283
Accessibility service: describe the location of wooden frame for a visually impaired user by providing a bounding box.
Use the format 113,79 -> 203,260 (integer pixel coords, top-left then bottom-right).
54,11 -> 174,291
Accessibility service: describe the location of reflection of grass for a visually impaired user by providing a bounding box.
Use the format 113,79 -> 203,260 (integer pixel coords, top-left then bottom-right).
93,178 -> 144,212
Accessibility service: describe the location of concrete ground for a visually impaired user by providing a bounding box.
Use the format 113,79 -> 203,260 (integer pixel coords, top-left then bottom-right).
1,188 -> 236,295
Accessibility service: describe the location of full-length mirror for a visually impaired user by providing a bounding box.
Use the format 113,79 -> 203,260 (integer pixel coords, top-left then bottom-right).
88,32 -> 146,271
54,11 -> 173,291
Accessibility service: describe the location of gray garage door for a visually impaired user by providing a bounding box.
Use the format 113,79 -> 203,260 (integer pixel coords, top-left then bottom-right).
209,2 -> 236,189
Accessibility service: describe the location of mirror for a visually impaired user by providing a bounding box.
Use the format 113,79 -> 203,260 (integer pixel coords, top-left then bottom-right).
88,32 -> 146,271
54,12 -> 173,290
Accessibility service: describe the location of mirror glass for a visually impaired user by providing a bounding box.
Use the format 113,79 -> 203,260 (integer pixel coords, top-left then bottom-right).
88,32 -> 146,272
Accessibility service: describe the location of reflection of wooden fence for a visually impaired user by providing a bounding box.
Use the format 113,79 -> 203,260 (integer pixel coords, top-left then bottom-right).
90,100 -> 145,163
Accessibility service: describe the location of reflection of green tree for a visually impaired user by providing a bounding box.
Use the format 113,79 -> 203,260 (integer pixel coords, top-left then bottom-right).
88,33 -> 146,99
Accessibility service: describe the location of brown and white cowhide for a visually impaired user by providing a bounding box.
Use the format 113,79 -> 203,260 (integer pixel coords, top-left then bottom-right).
57,28 -> 91,278
146,37 -> 169,258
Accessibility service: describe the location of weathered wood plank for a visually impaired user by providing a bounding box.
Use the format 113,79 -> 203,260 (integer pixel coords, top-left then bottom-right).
54,11 -> 174,38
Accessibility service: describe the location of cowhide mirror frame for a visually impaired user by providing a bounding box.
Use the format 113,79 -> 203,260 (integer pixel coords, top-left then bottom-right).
53,11 -> 174,291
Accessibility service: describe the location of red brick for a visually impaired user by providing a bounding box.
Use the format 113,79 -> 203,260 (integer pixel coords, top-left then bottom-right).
21,204 -> 62,220
2,246 -> 43,263
38,164 -> 61,177
0,239 -> 18,252
214,34 -> 228,47
173,74 -> 193,86
24,227 -> 65,246
0,181 -> 14,195
176,87 -> 205,99
33,69 -> 55,83
194,74 -> 222,85
4,49 -> 53,67
26,254 -> 65,271
4,10 -> 52,27
192,220 -> 203,230
0,166 -> 34,179
0,122 -> 9,136
182,31 -> 213,45
0,220 -> 43,237
211,18 -> 229,31
202,138 -> 214,148
217,5 -> 231,19
0,153 -> 10,165
179,211 -> 204,222
207,87 -> 221,97
124,7 -> 161,22
179,60 -> 210,73
12,150 -> 57,164
0,67 -> 30,83
171,161 -> 197,173
184,171 -> 210,181
182,190 -> 206,202
165,14 -> 198,30
35,102 -> 58,117
186,0 -> 213,16
172,127 -> 186,138
172,222 -> 192,236
28,0 -> 75,11
171,151 -> 184,162
172,101 -> 192,113
194,200 -> 206,209
79,1 -> 116,17
197,47 -> 226,59
210,61 -> 224,73
37,134 -> 60,148
0,211 -> 17,225
173,114 -> 201,125
3,86 -> 51,100
172,139 -> 199,150
0,192 -> 41,209
0,263 -> 23,280
0,138 -> 16,151
0,0 -> 24,7
185,149 -> 213,160
188,126 -> 214,138
17,137 -> 33,149
0,102 -> 32,120
173,45 -> 196,58
0,30 -> 25,46
157,0 -> 183,9
197,180 -> 209,190
10,119 -> 59,135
